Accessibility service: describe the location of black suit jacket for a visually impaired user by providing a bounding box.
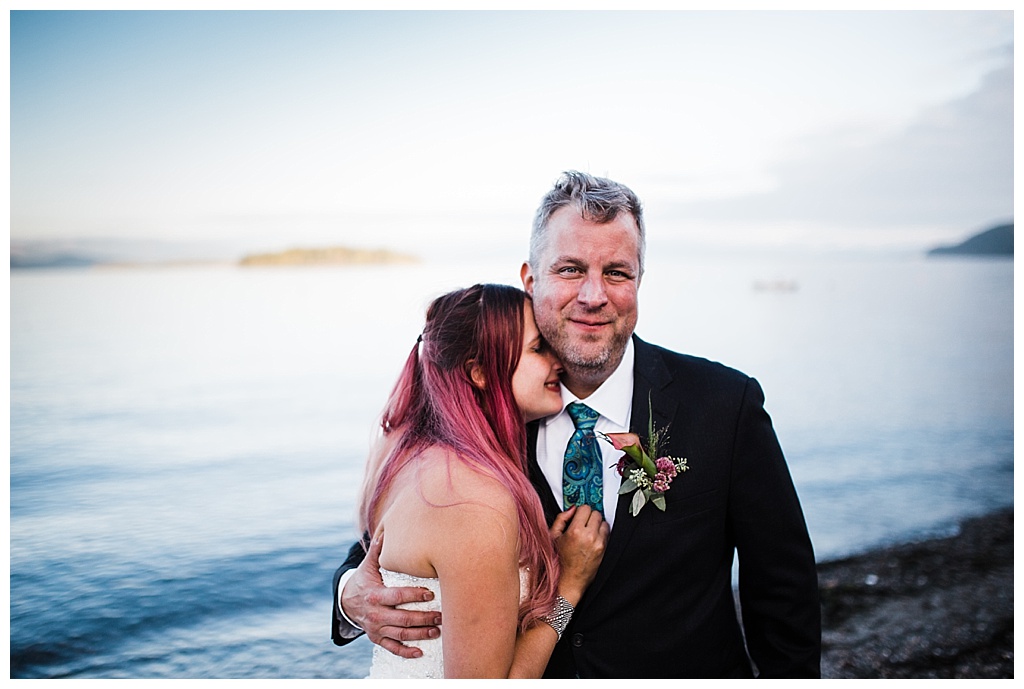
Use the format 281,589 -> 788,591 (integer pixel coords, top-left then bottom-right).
333,336 -> 821,678
527,336 -> 820,677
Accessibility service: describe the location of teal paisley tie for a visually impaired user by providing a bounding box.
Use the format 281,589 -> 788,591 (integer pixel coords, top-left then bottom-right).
563,402 -> 604,514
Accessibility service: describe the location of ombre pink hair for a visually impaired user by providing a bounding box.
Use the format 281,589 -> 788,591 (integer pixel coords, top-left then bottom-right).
358,284 -> 560,632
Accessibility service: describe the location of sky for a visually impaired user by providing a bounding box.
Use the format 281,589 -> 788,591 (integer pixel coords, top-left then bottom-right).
7,8 -> 1015,258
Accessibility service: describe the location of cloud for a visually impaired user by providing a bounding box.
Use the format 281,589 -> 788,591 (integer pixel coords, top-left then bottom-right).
674,60 -> 1013,232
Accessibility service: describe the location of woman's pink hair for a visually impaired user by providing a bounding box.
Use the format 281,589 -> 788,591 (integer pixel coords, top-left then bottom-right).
358,284 -> 559,632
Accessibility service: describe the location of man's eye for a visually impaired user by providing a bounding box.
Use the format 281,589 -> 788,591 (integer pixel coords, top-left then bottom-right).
558,266 -> 581,275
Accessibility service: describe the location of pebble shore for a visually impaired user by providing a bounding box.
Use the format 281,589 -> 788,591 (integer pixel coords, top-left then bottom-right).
817,508 -> 1013,678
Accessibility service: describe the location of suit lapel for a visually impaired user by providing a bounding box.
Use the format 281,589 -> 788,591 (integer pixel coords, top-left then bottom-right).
630,337 -> 679,438
526,420 -> 561,526
576,336 -> 677,609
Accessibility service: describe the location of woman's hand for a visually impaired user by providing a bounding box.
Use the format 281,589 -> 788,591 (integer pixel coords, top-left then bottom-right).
549,504 -> 609,604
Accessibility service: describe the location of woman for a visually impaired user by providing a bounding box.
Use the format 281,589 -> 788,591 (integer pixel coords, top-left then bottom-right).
358,283 -> 609,678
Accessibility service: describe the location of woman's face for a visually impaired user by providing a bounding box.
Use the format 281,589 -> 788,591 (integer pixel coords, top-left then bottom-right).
513,300 -> 564,423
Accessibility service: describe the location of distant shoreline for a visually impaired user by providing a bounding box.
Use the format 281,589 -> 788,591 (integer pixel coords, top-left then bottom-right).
9,244 -> 419,270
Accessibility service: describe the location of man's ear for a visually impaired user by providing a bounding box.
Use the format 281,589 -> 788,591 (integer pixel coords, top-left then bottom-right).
467,360 -> 486,390
520,262 -> 534,296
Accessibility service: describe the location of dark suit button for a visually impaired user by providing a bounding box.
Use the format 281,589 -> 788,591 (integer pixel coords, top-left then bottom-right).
571,633 -> 583,647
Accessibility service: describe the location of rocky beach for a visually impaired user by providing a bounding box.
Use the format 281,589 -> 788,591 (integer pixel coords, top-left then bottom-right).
817,508 -> 1013,678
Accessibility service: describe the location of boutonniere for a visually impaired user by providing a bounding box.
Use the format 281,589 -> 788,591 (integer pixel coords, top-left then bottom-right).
599,405 -> 689,517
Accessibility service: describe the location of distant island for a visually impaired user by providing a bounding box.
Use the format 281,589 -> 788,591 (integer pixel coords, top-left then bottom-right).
928,223 -> 1013,257
239,246 -> 418,267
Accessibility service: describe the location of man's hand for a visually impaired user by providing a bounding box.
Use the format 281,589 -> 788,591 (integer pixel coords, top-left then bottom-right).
340,532 -> 442,658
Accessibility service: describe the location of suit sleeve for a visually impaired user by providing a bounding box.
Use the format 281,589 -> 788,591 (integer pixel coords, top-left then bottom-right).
729,378 -> 821,677
331,536 -> 369,646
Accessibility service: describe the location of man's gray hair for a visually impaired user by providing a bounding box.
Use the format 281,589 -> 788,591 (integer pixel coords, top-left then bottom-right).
529,170 -> 646,275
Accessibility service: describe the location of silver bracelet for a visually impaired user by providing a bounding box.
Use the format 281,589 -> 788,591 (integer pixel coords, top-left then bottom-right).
541,595 -> 574,640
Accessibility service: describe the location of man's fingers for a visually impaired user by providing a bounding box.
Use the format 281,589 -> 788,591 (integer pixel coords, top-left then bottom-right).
370,585 -> 437,608
363,599 -> 441,630
377,622 -> 441,642
364,530 -> 384,567
369,622 -> 442,658
375,637 -> 424,660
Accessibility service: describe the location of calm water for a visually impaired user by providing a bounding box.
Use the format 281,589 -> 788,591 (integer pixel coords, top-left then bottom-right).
9,253 -> 1013,678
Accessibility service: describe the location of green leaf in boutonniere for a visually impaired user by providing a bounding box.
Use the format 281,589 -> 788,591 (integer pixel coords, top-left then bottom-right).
618,476 -> 639,495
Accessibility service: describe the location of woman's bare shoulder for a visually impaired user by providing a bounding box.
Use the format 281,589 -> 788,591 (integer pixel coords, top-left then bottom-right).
412,446 -> 517,512
377,445 -> 519,575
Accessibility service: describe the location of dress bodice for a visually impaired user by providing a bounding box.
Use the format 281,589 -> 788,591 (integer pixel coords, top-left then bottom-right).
368,569 -> 444,679
367,567 -> 530,679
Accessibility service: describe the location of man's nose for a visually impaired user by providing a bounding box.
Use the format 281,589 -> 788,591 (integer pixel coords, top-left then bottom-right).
577,274 -> 608,307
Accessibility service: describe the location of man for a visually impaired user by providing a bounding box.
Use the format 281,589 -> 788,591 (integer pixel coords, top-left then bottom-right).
333,171 -> 821,677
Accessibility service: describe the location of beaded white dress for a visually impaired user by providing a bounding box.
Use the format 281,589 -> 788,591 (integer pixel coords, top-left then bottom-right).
367,567 -> 530,679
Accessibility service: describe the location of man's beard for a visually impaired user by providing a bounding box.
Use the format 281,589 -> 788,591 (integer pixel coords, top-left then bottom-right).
552,327 -> 631,378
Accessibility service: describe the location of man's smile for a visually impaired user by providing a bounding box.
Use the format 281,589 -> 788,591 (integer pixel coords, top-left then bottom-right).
568,316 -> 613,332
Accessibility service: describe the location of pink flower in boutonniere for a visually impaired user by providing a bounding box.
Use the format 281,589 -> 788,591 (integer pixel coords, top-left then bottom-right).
599,403 -> 689,516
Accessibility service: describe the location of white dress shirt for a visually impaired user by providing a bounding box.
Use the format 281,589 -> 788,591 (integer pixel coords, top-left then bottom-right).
536,338 -> 634,529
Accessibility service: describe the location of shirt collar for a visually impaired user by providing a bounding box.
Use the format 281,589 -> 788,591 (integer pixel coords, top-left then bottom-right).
558,338 -> 635,428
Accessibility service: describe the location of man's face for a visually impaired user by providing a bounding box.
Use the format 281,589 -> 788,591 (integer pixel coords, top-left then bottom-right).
521,205 -> 640,397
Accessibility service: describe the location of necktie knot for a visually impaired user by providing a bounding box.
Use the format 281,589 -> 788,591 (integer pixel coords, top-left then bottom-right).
567,402 -> 599,432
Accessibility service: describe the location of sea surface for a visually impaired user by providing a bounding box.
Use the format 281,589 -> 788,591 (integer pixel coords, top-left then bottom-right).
9,252 -> 1013,678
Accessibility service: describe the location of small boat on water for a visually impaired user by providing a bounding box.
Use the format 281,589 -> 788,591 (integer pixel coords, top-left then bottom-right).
752,279 -> 799,292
